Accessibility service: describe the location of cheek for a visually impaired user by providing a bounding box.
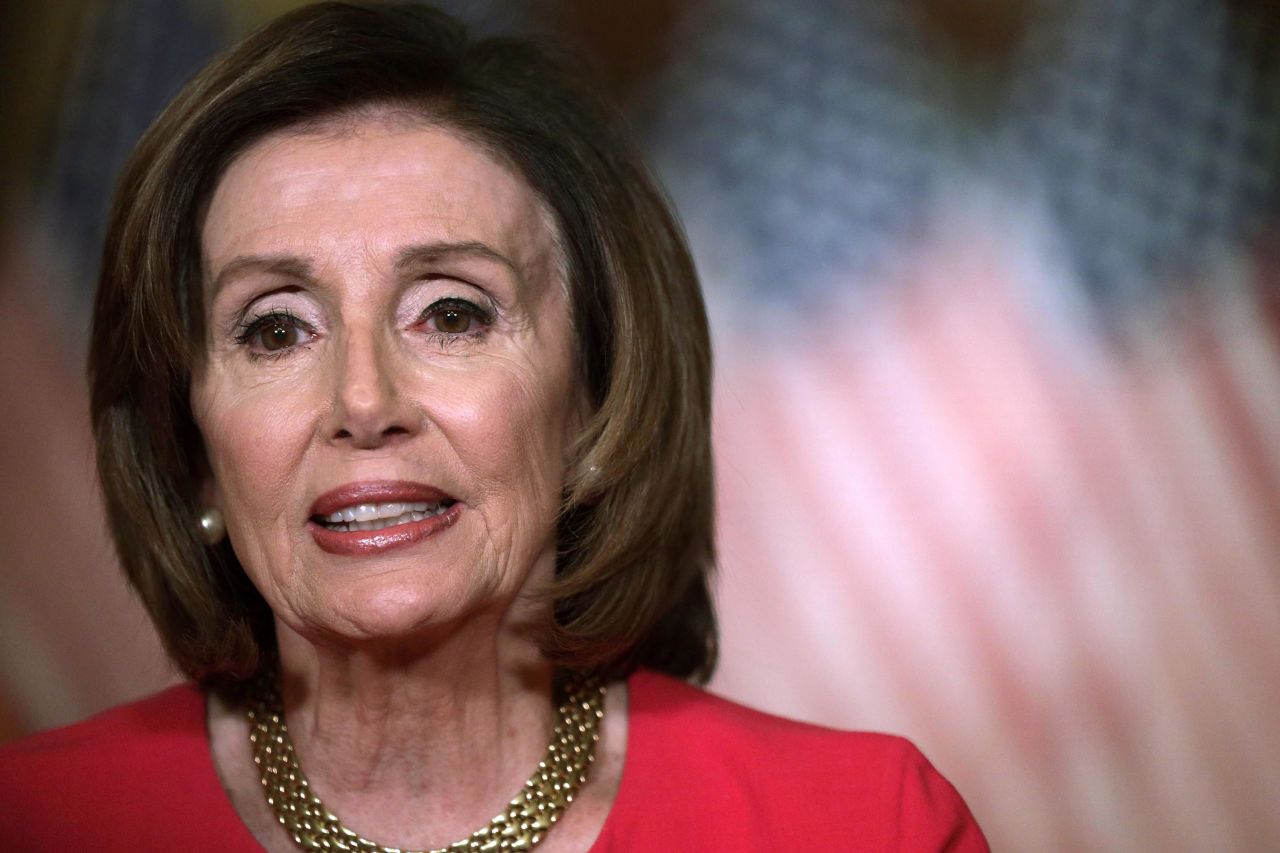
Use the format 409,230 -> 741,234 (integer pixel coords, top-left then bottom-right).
196,379 -> 317,524
436,362 -> 577,504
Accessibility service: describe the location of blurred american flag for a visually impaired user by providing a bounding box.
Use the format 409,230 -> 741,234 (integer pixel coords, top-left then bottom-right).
708,226 -> 1280,850
644,0 -> 1280,849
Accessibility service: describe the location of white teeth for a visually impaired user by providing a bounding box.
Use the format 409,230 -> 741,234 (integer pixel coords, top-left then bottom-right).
353,503 -> 387,522
320,502 -> 448,531
324,501 -> 435,524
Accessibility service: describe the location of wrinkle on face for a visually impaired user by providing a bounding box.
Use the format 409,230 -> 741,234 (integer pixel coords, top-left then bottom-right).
191,114 -> 582,651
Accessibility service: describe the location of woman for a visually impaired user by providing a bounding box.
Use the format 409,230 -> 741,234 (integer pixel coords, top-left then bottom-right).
0,3 -> 986,850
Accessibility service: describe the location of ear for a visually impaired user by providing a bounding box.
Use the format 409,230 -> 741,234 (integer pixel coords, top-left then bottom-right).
200,476 -> 222,512
189,376 -> 222,513
561,376 -> 595,464
193,465 -> 228,546
194,441 -> 223,513
562,383 -> 607,506
568,380 -> 592,440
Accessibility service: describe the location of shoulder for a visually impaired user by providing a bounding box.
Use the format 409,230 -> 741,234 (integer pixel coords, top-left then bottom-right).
0,684 -> 252,850
611,671 -> 989,851
631,668 -> 909,757
629,669 -> 931,784
0,683 -> 204,779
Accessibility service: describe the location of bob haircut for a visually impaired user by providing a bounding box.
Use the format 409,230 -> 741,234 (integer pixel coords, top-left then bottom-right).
89,1 -> 715,691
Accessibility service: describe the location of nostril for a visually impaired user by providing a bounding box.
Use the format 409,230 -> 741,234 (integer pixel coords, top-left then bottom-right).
331,422 -> 414,448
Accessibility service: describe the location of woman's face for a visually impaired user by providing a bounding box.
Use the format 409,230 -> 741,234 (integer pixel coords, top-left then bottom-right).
191,117 -> 581,646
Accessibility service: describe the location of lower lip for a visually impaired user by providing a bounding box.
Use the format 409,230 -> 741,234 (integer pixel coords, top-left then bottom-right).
308,504 -> 463,556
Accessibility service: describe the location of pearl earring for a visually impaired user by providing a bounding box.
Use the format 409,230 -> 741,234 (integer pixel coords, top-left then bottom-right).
198,508 -> 226,545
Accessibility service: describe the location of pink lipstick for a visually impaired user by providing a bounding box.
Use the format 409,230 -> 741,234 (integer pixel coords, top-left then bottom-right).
308,480 -> 461,556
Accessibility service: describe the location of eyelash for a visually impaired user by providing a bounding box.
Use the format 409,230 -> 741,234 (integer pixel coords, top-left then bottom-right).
416,297 -> 495,343
231,297 -> 494,359
233,308 -> 314,361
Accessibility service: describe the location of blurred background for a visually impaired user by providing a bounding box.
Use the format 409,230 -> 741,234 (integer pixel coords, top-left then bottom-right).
3,1 -> 1279,850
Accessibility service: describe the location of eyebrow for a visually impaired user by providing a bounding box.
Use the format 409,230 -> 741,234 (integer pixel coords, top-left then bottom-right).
209,241 -> 522,297
209,254 -> 313,296
394,240 -> 523,285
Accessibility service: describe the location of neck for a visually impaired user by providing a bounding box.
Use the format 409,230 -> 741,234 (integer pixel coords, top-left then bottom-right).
270,616 -> 557,848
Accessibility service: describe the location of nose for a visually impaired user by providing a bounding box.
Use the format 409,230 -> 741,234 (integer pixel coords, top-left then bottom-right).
327,329 -> 420,448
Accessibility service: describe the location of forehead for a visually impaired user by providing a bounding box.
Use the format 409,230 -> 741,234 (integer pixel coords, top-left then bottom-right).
201,114 -> 560,276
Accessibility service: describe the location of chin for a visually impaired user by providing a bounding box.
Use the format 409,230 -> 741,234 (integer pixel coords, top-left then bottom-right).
307,569 -> 502,646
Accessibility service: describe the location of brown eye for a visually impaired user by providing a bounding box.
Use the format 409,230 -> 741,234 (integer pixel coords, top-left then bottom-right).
235,310 -> 313,356
259,322 -> 299,351
419,298 -> 490,338
433,308 -> 472,334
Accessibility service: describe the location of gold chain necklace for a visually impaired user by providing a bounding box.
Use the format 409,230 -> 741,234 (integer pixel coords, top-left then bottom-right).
246,672 -> 606,853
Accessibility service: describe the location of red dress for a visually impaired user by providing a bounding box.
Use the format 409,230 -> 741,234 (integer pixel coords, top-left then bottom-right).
0,669 -> 987,851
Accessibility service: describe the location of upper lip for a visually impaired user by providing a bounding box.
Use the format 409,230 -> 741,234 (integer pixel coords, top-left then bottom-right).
309,480 -> 456,519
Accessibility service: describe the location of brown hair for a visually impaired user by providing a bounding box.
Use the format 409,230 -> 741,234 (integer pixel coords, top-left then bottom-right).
90,1 -> 715,691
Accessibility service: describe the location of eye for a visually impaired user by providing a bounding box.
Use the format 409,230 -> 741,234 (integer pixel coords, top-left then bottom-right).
433,307 -> 473,334
259,320 -> 301,350
234,310 -> 315,356
418,298 -> 492,337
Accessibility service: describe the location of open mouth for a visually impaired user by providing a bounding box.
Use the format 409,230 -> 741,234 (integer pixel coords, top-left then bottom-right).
307,481 -> 462,555
312,499 -> 458,533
